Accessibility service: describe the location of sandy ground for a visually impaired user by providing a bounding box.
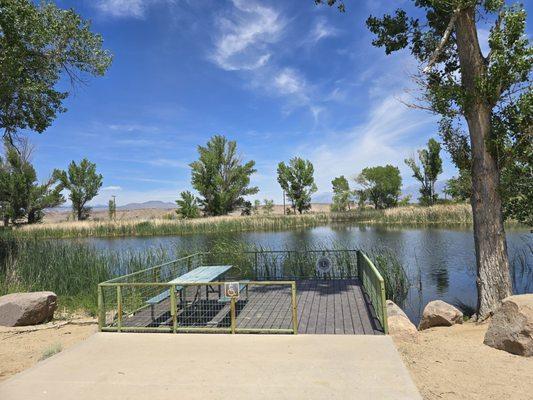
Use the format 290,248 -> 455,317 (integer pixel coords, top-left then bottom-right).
395,321 -> 533,400
0,319 -> 97,382
1,319 -> 531,399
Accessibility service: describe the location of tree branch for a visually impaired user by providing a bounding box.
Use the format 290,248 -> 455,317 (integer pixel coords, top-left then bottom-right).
423,8 -> 460,73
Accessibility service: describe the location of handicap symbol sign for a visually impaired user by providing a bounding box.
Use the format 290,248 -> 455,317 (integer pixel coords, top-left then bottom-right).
224,282 -> 240,299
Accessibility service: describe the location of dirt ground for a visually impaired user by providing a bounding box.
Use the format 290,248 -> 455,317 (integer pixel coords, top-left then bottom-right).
395,321 -> 533,400
0,319 -> 97,382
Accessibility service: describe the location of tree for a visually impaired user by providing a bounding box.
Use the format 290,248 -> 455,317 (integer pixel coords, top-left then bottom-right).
108,197 -> 116,221
0,140 -> 64,225
263,199 -> 274,215
317,0 -> 531,318
56,159 -> 102,221
444,171 -> 472,202
190,135 -> 258,216
175,191 -> 200,219
253,199 -> 261,215
331,175 -> 351,212
355,165 -> 402,209
405,139 -> 443,205
0,0 -> 112,143
277,157 -> 317,214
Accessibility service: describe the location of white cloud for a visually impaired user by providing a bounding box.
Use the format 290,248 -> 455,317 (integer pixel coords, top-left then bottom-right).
306,95 -> 437,195
273,68 -> 308,97
308,19 -> 339,44
210,0 -> 285,71
96,0 -> 146,18
148,158 -> 189,168
102,186 -> 122,191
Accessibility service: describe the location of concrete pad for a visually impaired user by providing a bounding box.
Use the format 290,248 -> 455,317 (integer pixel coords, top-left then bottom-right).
0,333 -> 421,399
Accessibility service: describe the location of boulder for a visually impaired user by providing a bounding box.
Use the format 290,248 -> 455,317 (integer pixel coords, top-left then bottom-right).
484,294 -> 533,357
0,292 -> 57,327
418,300 -> 463,330
386,300 -> 418,341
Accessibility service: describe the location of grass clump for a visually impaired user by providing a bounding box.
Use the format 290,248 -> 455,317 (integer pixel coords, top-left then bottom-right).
39,343 -> 63,361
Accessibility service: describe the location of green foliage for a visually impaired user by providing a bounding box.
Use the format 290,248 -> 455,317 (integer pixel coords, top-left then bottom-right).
0,140 -> 64,224
55,158 -> 102,221
331,175 -> 351,212
0,0 -> 112,141
398,195 -> 412,207
277,157 -> 317,214
405,138 -> 443,205
444,170 -> 472,202
262,199 -> 274,215
355,165 -> 402,209
108,197 -> 116,221
190,135 -> 258,216
175,191 -> 200,219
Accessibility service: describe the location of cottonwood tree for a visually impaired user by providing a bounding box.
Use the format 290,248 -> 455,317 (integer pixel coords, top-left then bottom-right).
0,0 -> 112,144
317,0 -> 532,319
355,165 -> 402,209
331,175 -> 351,212
190,135 -> 258,216
277,157 -> 317,214
0,140 -> 64,225
175,191 -> 200,219
56,159 -> 103,221
405,138 -> 443,205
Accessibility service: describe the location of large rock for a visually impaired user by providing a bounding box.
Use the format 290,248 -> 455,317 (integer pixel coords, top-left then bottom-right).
0,292 -> 57,327
386,300 -> 418,341
418,300 -> 463,330
484,294 -> 533,357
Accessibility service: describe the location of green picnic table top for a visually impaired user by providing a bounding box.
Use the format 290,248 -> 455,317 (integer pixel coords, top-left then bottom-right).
169,265 -> 232,284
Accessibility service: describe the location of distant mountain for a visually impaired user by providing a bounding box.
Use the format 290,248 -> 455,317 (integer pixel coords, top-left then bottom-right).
118,201 -> 176,210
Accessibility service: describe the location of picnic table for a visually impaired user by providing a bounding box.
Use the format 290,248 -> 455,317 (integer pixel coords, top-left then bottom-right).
146,265 -> 233,319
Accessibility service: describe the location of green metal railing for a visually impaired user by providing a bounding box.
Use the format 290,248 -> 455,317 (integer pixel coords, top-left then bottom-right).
357,251 -> 388,334
97,249 -> 389,334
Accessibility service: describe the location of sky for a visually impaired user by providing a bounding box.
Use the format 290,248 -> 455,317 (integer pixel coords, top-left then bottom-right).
25,0 -> 530,206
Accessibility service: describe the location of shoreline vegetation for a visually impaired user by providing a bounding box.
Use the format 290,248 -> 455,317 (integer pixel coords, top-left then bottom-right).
10,204 -> 500,239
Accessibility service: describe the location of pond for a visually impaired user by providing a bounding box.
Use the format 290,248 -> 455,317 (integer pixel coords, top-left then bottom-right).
83,224 -> 532,324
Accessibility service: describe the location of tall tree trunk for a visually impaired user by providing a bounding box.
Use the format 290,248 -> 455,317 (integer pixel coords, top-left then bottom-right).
455,8 -> 512,319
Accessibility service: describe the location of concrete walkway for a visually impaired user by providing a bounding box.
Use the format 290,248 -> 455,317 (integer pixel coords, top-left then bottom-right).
0,333 -> 421,399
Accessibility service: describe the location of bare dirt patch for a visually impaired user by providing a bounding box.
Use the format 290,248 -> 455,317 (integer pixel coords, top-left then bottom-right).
395,321 -> 533,400
0,319 -> 97,382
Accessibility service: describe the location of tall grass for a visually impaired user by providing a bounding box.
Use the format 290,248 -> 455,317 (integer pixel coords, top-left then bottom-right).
13,204 -> 478,239
0,235 -> 172,314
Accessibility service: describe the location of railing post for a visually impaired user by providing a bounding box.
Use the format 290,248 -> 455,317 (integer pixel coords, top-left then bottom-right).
117,285 -> 122,333
170,284 -> 177,333
97,284 -> 104,331
291,282 -> 298,334
230,297 -> 236,334
380,280 -> 389,334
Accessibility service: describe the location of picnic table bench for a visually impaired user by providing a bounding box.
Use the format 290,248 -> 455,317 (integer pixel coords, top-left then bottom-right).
145,265 -> 233,320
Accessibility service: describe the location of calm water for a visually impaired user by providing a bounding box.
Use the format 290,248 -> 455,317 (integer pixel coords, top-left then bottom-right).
83,225 -> 532,324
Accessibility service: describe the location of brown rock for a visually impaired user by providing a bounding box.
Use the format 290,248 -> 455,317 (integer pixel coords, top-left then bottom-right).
484,294 -> 533,357
418,300 -> 463,330
0,292 -> 57,327
386,300 -> 418,341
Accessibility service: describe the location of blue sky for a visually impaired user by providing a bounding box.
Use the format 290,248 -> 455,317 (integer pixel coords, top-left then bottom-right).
27,0 -> 529,206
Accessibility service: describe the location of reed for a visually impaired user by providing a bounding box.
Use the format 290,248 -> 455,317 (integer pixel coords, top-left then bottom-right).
13,204 -> 478,239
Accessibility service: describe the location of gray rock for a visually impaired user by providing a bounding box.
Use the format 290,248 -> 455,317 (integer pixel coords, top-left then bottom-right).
418,300 -> 463,330
0,292 -> 57,327
484,294 -> 533,357
386,300 -> 418,341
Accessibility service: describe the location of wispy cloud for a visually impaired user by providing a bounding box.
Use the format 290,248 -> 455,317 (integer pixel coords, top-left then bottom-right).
308,19 -> 339,44
96,0 -> 147,18
107,123 -> 160,133
210,0 -> 285,71
102,186 -> 122,191
148,158 -> 189,168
